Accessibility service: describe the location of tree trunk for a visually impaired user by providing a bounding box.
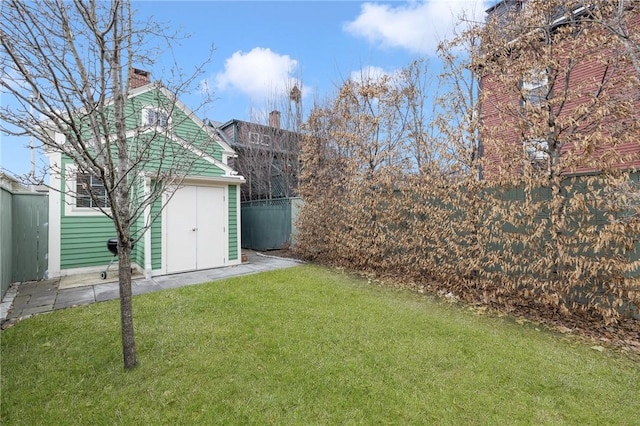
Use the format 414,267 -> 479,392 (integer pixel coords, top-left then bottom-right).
548,162 -> 568,298
118,240 -> 137,370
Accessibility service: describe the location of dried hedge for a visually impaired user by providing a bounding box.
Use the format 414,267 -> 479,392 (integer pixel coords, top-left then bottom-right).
295,158 -> 639,323
294,3 -> 639,325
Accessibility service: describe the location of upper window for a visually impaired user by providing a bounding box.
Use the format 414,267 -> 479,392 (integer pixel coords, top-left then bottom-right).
523,138 -> 550,172
487,0 -> 525,42
522,70 -> 549,106
143,107 -> 170,128
248,131 -> 260,144
76,172 -> 108,208
247,131 -> 271,146
491,0 -> 524,21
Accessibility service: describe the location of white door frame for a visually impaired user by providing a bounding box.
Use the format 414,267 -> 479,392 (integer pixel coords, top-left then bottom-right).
158,178 -> 230,276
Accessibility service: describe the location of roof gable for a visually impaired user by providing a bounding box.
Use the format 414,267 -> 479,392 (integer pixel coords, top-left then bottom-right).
128,84 -> 237,160
50,83 -> 242,180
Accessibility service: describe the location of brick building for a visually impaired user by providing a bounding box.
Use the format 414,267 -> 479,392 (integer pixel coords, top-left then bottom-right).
479,0 -> 639,178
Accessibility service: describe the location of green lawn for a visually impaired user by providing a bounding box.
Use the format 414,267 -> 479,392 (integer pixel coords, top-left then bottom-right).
2,265 -> 638,425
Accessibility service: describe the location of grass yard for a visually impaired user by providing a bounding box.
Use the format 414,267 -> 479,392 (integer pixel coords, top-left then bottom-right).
1,265 -> 639,425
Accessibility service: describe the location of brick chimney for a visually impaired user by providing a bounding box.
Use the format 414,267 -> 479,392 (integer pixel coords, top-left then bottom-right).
130,68 -> 150,89
269,110 -> 281,129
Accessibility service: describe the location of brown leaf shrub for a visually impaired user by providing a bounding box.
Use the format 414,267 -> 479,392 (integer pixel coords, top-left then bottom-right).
294,21 -> 640,324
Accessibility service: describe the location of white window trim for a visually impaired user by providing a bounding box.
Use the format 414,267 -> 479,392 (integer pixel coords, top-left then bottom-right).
47,150 -> 62,278
523,138 -> 549,162
63,164 -> 111,217
142,105 -> 171,129
522,69 -> 548,106
248,131 -> 260,144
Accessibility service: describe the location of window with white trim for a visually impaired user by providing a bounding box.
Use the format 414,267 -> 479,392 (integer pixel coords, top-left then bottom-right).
248,131 -> 260,144
522,69 -> 548,106
76,172 -> 109,208
523,138 -> 550,172
143,106 -> 170,128
63,165 -> 111,217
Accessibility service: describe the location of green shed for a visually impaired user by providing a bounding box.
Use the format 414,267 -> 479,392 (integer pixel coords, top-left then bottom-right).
46,83 -> 244,279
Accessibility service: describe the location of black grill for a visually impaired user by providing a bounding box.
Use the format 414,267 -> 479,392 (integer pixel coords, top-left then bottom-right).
101,238 -> 134,279
107,238 -> 119,256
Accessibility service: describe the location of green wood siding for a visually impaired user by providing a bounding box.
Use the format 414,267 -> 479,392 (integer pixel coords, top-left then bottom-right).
60,217 -> 115,269
60,158 -> 115,270
228,185 -> 238,260
127,88 -> 224,163
125,134 -> 224,176
58,87 -> 239,272
68,87 -> 224,176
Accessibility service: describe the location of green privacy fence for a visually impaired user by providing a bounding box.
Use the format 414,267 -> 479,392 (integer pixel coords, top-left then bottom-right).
241,197 -> 302,251
0,188 -> 48,298
1,188 -> 12,298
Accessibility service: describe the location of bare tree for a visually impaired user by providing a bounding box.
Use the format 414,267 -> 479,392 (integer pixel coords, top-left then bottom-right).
436,33 -> 483,180
393,59 -> 449,177
301,60 -> 459,180
1,0 -> 214,369
323,73 -> 409,176
237,80 -> 303,201
235,121 -> 278,201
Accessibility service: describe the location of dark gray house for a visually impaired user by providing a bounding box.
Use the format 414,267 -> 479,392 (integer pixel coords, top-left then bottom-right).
211,111 -> 300,202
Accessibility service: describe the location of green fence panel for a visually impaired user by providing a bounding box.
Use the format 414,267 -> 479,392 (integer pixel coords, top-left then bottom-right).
12,193 -> 48,283
1,188 -> 13,298
241,198 -> 296,251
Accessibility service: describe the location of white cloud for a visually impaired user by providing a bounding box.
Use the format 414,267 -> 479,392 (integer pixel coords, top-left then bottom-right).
210,47 -> 303,100
349,66 -> 390,84
344,0 -> 489,55
0,68 -> 28,94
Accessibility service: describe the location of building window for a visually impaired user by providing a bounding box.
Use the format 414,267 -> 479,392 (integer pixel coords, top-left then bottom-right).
248,132 -> 260,144
522,70 -> 548,106
76,173 -> 108,208
523,139 -> 550,171
143,107 -> 169,128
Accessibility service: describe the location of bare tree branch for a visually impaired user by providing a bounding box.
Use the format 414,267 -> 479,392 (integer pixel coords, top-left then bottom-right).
1,0 -> 218,370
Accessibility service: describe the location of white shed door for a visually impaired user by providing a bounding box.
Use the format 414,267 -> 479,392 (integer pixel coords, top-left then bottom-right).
166,185 -> 225,274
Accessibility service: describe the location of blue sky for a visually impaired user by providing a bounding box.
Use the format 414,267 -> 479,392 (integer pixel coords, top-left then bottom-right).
1,0 -> 490,179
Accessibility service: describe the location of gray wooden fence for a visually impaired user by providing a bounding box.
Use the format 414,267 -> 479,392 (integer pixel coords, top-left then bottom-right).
1,188 -> 48,298
241,197 -> 302,251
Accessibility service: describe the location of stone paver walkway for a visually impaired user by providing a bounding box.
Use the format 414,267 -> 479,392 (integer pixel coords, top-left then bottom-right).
1,252 -> 302,327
